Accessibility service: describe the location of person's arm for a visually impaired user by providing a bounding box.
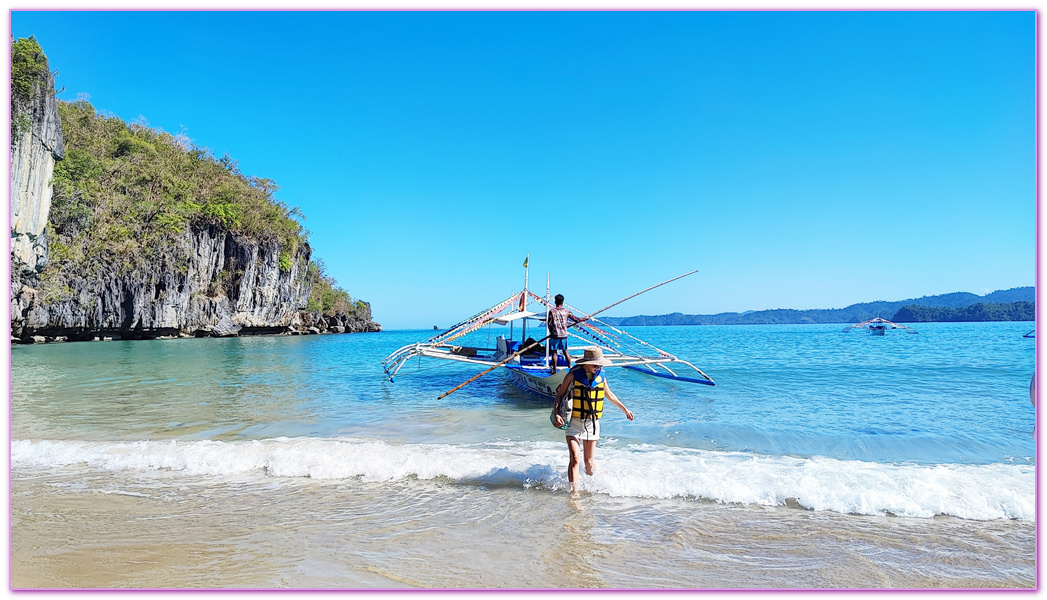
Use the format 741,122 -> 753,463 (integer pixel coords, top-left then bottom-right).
603,380 -> 633,421
553,372 -> 575,427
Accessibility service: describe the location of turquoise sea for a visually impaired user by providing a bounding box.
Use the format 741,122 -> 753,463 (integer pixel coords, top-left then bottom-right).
9,322 -> 1037,589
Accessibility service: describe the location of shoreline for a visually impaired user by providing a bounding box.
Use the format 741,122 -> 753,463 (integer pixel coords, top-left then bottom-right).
10,322 -> 383,345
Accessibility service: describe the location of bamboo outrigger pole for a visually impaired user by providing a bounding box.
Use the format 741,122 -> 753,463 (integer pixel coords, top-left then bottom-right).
436,269 -> 699,399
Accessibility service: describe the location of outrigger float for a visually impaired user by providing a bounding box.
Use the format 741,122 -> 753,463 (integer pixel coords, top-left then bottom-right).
842,317 -> 918,335
382,261 -> 715,399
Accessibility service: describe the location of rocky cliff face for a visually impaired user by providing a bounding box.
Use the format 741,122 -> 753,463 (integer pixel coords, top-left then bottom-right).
10,62 -> 63,274
296,303 -> 380,336
12,226 -> 314,340
11,223 -> 379,342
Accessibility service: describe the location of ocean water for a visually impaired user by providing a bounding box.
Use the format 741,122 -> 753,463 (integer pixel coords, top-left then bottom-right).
9,322 -> 1037,589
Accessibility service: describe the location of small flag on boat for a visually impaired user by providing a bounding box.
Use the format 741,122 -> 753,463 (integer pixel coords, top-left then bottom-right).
523,254 -> 529,268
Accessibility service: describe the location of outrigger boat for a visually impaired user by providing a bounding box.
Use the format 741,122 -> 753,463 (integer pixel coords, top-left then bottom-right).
382,263 -> 715,399
842,317 -> 918,335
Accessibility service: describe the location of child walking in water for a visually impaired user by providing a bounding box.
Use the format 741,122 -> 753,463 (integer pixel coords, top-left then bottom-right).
551,346 -> 634,492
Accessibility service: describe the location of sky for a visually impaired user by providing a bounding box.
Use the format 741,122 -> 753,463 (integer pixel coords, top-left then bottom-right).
7,8 -> 1037,330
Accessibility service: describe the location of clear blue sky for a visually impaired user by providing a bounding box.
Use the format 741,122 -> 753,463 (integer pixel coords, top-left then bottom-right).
9,10 -> 1036,329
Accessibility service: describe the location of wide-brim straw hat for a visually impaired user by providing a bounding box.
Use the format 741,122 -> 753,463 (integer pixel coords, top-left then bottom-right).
576,346 -> 612,366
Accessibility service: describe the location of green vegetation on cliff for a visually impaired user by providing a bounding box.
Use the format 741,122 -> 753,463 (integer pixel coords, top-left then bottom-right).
306,260 -> 367,316
50,99 -> 306,268
10,36 -> 51,141
41,95 -> 355,309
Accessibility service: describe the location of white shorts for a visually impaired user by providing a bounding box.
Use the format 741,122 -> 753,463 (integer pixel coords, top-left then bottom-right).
566,416 -> 600,441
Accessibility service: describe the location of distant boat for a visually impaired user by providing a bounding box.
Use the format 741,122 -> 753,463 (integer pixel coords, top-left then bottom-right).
842,317 -> 918,335
382,262 -> 715,398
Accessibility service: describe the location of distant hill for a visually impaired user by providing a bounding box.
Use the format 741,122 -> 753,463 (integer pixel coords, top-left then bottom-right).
600,287 -> 1035,326
893,301 -> 1035,323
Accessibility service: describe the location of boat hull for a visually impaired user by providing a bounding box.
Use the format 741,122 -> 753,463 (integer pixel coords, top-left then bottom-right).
504,365 -> 568,399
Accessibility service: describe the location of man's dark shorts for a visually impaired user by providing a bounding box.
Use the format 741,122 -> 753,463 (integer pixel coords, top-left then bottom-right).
549,337 -> 569,351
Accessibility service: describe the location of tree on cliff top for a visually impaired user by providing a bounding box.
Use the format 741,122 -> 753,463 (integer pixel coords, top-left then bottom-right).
306,259 -> 366,317
10,36 -> 51,142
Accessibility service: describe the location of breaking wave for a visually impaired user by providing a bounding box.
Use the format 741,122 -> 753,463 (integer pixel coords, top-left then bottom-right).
11,437 -> 1034,521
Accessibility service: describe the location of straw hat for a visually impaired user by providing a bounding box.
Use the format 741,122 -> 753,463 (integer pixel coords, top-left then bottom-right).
576,346 -> 612,366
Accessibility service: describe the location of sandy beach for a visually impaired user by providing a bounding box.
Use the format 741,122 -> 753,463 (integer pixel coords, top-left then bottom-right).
11,467 -> 1034,590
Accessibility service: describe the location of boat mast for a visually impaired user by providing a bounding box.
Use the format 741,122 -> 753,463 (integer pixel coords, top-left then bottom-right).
521,254 -> 529,341
544,272 -> 551,362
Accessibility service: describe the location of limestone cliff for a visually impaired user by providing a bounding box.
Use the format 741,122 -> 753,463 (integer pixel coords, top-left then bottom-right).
10,38 -> 380,343
10,40 -> 63,274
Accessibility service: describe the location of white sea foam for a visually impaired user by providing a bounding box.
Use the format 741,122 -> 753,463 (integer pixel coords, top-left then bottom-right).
11,437 -> 1034,521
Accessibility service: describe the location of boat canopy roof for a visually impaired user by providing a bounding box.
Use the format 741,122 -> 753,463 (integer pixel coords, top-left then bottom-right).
493,310 -> 539,324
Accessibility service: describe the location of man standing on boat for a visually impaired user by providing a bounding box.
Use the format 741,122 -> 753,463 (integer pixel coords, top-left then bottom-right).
547,294 -> 582,375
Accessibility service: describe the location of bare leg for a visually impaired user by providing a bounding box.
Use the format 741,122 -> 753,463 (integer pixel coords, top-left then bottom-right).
566,436 -> 583,492
550,352 -> 559,375
583,439 -> 597,476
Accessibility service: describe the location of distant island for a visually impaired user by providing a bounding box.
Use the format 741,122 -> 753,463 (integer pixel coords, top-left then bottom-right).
601,287 -> 1035,326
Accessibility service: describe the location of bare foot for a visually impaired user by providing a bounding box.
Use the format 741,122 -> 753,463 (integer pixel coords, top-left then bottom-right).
568,493 -> 583,512
585,460 -> 596,476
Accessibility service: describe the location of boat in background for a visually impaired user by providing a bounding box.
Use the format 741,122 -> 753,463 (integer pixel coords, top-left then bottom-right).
842,317 -> 919,335
382,262 -> 715,399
